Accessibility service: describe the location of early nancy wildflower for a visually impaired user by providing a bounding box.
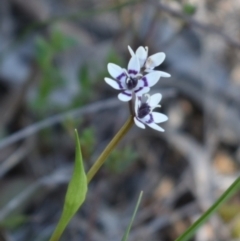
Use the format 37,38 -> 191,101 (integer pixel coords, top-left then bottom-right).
105,54 -> 163,102
134,93 -> 168,132
105,46 -> 169,132
128,46 -> 171,76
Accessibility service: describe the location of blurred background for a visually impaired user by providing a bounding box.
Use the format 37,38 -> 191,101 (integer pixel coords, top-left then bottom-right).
0,0 -> 240,240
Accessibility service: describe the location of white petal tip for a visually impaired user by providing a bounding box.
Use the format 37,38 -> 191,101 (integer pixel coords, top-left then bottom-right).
128,46 -> 134,56
128,55 -> 140,73
146,52 -> 166,69
152,112 -> 168,123
134,117 -> 145,129
107,63 -> 113,68
147,123 -> 165,132
160,72 -> 171,78
104,77 -> 120,90
118,92 -> 132,102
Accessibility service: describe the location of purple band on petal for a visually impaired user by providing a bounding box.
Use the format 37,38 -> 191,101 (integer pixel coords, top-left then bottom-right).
122,91 -> 132,97
117,72 -> 126,81
128,69 -> 138,75
141,77 -> 148,87
146,114 -> 154,124
134,87 -> 144,93
117,80 -> 124,89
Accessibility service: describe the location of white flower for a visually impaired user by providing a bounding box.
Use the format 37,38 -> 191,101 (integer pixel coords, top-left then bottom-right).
128,46 -> 171,76
105,55 -> 162,102
134,93 -> 168,132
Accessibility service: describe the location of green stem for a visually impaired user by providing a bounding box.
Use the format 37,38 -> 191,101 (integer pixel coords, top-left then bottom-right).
87,116 -> 134,183
175,176 -> 240,241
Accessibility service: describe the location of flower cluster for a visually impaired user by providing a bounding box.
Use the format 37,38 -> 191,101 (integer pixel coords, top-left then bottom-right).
105,46 -> 170,132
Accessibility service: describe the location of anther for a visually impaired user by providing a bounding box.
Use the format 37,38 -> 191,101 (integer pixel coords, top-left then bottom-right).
138,103 -> 151,118
126,77 -> 138,90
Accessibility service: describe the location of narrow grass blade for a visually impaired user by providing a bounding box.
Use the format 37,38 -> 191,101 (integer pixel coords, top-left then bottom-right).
121,191 -> 143,241
176,177 -> 240,241
50,130 -> 88,241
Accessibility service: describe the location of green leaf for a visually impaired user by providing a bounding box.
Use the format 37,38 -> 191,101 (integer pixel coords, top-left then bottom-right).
50,130 -> 88,241
51,30 -> 76,51
106,146 -> 138,174
183,3 -> 196,15
232,217 -> 240,238
175,177 -> 240,241
35,37 -> 53,69
0,215 -> 29,230
79,64 -> 90,90
121,191 -> 143,241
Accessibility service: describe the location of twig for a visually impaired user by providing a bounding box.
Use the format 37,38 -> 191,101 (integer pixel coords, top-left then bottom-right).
0,0 -> 143,64
128,202 -> 198,241
0,98 -> 120,150
0,139 -> 34,178
151,0 -> 240,49
164,131 -> 213,210
0,63 -> 39,129
9,0 -> 49,21
160,77 -> 240,143
0,89 -> 174,150
0,167 -> 72,221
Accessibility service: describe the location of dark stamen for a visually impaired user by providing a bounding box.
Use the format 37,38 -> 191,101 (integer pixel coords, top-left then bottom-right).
138,103 -> 150,118
126,77 -> 138,90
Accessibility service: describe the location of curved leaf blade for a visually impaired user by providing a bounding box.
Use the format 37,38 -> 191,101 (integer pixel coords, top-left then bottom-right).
121,191 -> 143,241
50,130 -> 88,241
175,177 -> 240,241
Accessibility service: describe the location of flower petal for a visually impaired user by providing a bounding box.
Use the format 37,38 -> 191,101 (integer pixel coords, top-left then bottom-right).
136,46 -> 148,67
146,122 -> 165,132
104,77 -> 122,90
134,86 -> 150,96
128,46 -> 135,57
108,63 -> 126,81
149,93 -> 162,107
141,71 -> 161,87
136,46 -> 148,58
159,71 -> 171,78
152,112 -> 168,123
145,52 -> 166,69
118,91 -> 132,102
134,96 -> 140,115
128,55 -> 140,76
142,113 -> 154,124
134,117 -> 145,129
